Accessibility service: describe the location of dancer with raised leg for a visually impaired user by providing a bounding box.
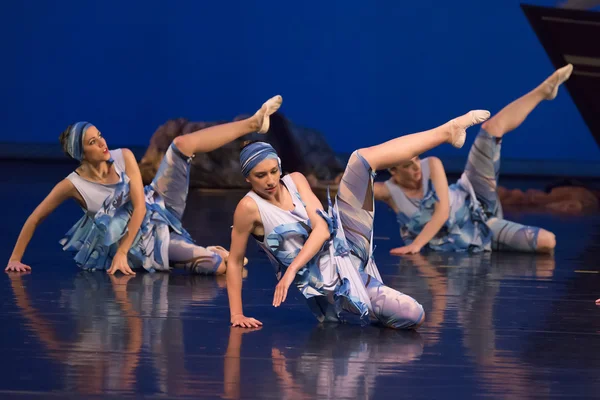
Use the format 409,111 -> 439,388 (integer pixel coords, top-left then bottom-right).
5,95 -> 283,275
375,65 -> 572,254
226,108 -> 490,329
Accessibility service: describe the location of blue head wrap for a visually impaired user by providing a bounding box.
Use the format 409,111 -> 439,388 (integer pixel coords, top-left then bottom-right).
66,121 -> 93,161
240,142 -> 281,177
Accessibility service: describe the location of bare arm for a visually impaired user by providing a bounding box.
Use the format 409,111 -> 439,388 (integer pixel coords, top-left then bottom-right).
374,182 -> 399,213
272,172 -> 332,307
118,148 -> 146,255
286,172 -> 331,275
392,157 -> 449,255
7,179 -> 75,270
410,157 -> 450,249
108,149 -> 146,275
227,197 -> 262,327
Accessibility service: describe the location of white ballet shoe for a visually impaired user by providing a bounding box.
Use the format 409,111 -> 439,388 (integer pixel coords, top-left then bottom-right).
449,110 -> 491,148
253,95 -> 283,134
544,64 -> 573,100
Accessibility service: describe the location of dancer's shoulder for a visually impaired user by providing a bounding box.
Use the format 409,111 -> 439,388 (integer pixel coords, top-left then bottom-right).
426,157 -> 445,172
233,196 -> 261,231
287,172 -> 311,190
236,195 -> 260,216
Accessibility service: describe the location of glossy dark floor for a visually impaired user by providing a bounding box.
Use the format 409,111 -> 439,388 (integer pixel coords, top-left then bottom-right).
2,161 -> 600,399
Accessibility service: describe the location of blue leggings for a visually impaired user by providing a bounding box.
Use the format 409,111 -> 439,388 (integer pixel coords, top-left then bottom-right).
336,151 -> 424,328
152,143 -> 222,273
465,129 -> 541,252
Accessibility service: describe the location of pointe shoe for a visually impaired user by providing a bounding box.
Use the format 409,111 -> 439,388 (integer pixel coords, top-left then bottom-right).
544,64 -> 573,100
254,95 -> 283,134
449,110 -> 491,148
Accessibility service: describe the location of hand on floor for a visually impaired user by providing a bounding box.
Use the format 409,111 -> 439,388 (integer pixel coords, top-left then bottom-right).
107,252 -> 136,276
390,244 -> 422,255
5,260 -> 31,273
231,314 -> 263,328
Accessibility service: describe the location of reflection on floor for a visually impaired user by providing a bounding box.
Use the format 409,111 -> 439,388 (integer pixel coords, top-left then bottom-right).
1,160 -> 599,399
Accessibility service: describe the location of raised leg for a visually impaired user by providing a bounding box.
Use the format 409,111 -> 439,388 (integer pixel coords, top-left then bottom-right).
464,129 -> 503,218
173,95 -> 282,157
335,151 -> 377,266
359,110 -> 490,171
151,95 -> 282,219
335,111 -> 490,264
481,64 -> 572,138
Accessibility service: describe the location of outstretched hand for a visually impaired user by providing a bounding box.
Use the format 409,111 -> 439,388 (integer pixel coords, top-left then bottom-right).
273,271 -> 295,307
5,260 -> 31,273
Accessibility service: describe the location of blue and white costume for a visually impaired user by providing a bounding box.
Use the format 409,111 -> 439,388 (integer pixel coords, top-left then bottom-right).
386,129 -> 541,253
242,142 -> 424,329
60,122 -> 222,273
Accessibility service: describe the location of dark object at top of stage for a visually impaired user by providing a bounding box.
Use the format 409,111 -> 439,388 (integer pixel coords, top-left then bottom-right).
522,4 -> 600,149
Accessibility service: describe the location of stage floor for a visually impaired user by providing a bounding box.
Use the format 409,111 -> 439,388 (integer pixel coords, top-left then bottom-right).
1,160 -> 599,399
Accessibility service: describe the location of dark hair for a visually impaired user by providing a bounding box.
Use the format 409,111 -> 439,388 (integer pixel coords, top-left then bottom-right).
59,125 -> 73,158
240,139 -> 270,150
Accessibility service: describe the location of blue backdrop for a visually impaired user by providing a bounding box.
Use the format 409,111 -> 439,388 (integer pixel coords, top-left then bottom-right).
1,0 -> 598,163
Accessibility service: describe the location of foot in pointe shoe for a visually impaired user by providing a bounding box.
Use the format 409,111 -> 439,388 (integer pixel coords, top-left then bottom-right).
252,95 -> 283,134
448,110 -> 491,148
542,64 -> 573,100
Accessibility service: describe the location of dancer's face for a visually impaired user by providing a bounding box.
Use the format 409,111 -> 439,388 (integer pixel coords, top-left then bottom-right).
82,126 -> 111,163
390,156 -> 422,185
247,158 -> 281,197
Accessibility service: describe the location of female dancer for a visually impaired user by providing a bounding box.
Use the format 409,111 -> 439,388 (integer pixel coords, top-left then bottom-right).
375,65 -> 573,255
5,95 -> 282,275
225,108 -> 491,329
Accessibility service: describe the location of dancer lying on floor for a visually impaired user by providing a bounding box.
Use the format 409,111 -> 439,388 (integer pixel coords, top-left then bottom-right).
374,65 -> 573,255
225,108 -> 491,329
5,96 -> 282,275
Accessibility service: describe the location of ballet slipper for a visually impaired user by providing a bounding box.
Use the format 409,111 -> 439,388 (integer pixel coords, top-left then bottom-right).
252,95 -> 283,134
448,110 -> 491,148
543,64 -> 573,100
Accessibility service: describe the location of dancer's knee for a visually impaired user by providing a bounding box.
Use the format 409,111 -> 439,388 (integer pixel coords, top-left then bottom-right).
383,304 -> 425,330
370,285 -> 425,330
215,260 -> 227,275
338,149 -> 375,211
481,119 -> 505,138
536,229 -> 556,253
351,149 -> 373,170
413,310 -> 426,330
353,148 -> 377,172
172,135 -> 194,158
